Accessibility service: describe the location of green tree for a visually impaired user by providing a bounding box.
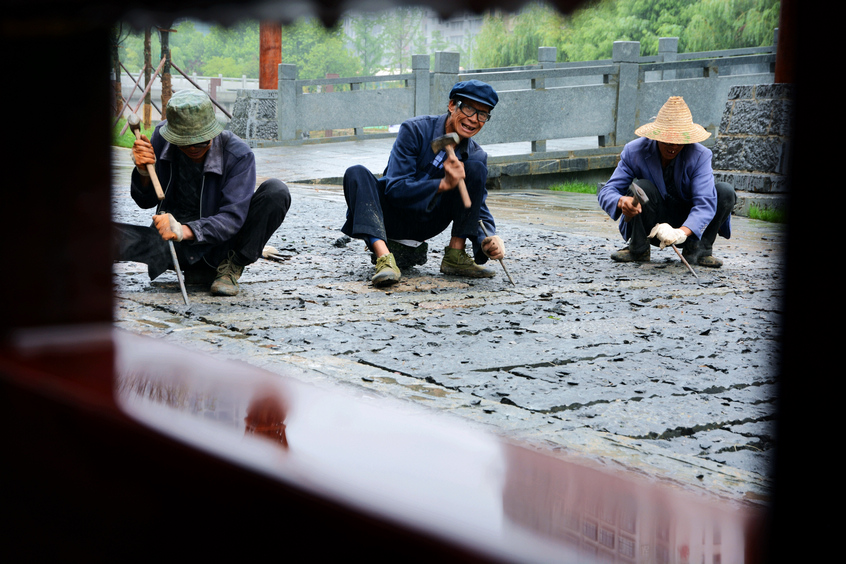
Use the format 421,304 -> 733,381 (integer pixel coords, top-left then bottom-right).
348,12 -> 386,75
168,21 -> 205,75
681,0 -> 780,52
281,18 -> 361,80
381,7 -> 426,73
473,0 -> 779,67
473,4 -> 564,68
202,21 -> 259,77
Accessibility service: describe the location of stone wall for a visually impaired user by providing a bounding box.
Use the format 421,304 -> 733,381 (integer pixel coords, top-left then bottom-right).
228,89 -> 277,146
712,84 -> 792,210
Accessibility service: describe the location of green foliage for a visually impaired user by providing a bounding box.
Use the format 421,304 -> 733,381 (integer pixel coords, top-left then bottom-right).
474,0 -> 780,67
549,181 -> 597,194
202,21 -> 259,77
474,5 -> 566,68
349,13 -> 386,76
381,7 -> 427,73
282,19 -> 361,80
747,204 -> 786,223
112,118 -> 156,148
115,20 -> 258,78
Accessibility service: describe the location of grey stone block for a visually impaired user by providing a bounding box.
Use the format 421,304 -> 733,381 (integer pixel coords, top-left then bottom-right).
230,90 -> 279,141
715,172 -> 784,193
712,138 -> 746,170
727,101 -> 770,135
530,160 -> 560,174
501,162 -> 531,176
727,85 -> 753,100
770,100 -> 794,136
754,83 -> 792,100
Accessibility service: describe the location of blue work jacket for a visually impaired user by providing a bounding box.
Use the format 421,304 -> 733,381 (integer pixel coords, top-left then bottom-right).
383,113 -> 495,261
130,123 -> 257,260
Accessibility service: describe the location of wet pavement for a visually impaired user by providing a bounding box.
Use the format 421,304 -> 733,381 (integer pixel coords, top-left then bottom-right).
111,140 -> 784,505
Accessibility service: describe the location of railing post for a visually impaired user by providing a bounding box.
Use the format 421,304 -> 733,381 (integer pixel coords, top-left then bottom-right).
277,63 -> 297,142
412,54 -> 430,117
659,37 -> 678,80
532,46 -> 557,153
613,41 -> 640,147
432,51 -> 459,114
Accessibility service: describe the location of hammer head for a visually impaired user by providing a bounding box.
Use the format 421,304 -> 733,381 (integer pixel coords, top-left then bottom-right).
630,181 -> 649,207
431,132 -> 460,155
127,113 -> 141,134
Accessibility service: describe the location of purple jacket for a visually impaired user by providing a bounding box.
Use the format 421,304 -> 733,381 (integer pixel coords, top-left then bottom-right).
597,137 -> 730,241
130,123 -> 257,253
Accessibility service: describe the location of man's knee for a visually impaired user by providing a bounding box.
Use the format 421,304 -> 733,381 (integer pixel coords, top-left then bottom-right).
344,165 -> 373,187
257,178 -> 291,210
463,161 -> 488,196
715,182 -> 736,209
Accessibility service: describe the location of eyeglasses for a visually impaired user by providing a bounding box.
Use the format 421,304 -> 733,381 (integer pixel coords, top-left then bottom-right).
181,140 -> 211,149
456,100 -> 492,123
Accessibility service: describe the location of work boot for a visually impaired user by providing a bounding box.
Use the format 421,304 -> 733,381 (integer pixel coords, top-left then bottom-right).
211,251 -> 245,296
610,246 -> 650,262
440,247 -> 495,278
371,240 -> 428,269
697,255 -> 723,268
372,253 -> 401,287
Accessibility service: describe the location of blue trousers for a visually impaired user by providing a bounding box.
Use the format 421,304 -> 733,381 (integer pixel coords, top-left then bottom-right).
340,162 -> 488,245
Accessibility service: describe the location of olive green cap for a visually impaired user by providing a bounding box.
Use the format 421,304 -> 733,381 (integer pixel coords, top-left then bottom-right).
160,90 -> 224,146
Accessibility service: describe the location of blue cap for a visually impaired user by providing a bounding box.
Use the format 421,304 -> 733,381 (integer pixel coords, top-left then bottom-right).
449,80 -> 498,109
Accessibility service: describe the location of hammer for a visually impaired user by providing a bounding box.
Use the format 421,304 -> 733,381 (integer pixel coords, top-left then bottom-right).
128,114 -> 190,305
631,180 -> 698,280
127,114 -> 165,200
431,132 -> 471,208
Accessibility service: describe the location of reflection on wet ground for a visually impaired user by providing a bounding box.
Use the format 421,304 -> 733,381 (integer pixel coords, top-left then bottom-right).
115,330 -> 760,563
111,146 -> 783,505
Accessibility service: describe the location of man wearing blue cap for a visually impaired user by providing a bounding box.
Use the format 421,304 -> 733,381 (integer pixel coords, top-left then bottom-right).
341,79 -> 506,287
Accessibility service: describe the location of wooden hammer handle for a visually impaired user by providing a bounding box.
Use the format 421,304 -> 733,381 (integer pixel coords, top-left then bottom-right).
130,125 -> 165,201
444,146 -> 472,209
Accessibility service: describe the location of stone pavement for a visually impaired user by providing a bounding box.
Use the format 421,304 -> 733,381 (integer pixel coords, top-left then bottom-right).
111,140 -> 784,506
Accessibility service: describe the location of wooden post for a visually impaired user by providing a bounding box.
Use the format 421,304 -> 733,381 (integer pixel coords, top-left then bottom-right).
160,26 -> 175,119
259,21 -> 281,90
775,0 -> 796,83
144,27 -> 152,129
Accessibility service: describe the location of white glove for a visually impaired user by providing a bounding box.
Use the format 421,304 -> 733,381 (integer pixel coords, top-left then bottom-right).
648,223 -> 687,249
262,245 -> 288,261
482,235 -> 505,260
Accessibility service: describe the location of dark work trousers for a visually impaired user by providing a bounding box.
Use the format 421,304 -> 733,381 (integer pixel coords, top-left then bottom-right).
628,179 -> 736,258
114,179 -> 291,280
341,162 -> 487,244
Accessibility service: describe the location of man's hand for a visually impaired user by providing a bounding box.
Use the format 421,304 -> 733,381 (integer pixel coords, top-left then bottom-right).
617,195 -> 642,219
482,235 -> 505,260
438,152 -> 465,193
131,134 -> 156,170
648,223 -> 687,249
153,213 -> 184,242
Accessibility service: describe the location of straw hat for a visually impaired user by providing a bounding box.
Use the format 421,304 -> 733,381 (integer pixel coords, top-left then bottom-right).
634,96 -> 710,144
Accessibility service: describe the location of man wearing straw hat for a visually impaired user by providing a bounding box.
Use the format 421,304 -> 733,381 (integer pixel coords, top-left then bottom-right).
597,96 -> 736,267
116,89 -> 292,296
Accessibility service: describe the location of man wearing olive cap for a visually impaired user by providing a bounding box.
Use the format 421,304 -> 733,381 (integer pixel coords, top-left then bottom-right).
597,96 -> 736,268
115,90 -> 291,296
341,79 -> 506,287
